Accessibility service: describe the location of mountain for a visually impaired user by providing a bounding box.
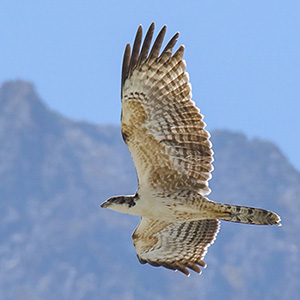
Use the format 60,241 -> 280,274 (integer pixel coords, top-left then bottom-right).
1,80 -> 299,300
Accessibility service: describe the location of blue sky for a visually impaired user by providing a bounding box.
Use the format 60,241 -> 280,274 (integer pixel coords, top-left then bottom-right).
1,1 -> 299,170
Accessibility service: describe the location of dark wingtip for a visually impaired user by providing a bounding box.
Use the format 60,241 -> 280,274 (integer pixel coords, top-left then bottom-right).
121,43 -> 131,89
139,258 -> 206,276
148,25 -> 167,60
137,22 -> 155,67
121,23 -> 182,94
128,25 -> 143,77
160,31 -> 180,58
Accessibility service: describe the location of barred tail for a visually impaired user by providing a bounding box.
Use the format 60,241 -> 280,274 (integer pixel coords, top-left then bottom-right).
214,203 -> 281,226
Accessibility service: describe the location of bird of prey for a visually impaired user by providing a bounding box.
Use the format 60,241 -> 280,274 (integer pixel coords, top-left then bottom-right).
101,23 -> 281,276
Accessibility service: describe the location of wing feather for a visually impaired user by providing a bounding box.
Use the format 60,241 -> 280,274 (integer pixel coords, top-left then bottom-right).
121,23 -> 213,195
160,32 -> 179,58
128,25 -> 142,77
121,44 -> 131,89
137,23 -> 155,66
148,25 -> 167,60
132,217 -> 220,276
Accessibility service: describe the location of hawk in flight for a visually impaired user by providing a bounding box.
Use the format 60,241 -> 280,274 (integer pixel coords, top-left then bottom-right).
101,23 -> 281,276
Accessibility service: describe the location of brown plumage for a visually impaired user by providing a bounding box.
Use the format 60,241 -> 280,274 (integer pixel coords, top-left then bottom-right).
101,23 -> 281,276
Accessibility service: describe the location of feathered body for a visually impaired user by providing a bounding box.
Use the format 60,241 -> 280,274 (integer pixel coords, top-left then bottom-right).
101,23 -> 281,276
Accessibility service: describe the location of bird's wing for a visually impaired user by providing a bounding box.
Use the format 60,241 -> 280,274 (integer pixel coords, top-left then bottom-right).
121,23 -> 213,195
132,217 -> 220,276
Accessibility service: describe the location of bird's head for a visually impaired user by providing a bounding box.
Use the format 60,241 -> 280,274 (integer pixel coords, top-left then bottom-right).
100,194 -> 138,213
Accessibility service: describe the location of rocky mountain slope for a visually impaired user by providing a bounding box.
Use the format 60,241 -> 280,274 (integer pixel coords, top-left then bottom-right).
1,80 -> 299,299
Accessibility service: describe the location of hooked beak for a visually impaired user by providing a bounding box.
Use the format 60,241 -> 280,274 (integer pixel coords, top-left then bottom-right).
100,201 -> 108,208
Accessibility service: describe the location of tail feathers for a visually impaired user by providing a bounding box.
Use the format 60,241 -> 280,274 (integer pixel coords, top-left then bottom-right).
214,203 -> 281,226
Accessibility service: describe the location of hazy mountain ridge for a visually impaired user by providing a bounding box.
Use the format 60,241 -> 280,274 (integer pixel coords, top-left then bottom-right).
0,80 -> 299,299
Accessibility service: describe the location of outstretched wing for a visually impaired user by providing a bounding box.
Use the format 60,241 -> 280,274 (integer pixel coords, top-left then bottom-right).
121,23 -> 213,195
132,217 -> 220,276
